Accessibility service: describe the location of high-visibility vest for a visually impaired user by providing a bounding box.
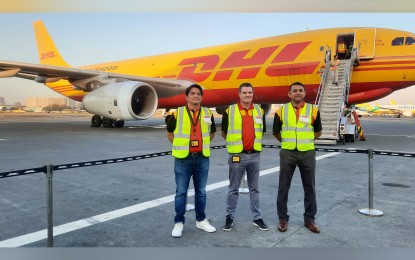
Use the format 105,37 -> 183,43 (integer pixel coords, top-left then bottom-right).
338,43 -> 346,53
226,104 -> 263,153
280,103 -> 315,151
172,106 -> 212,158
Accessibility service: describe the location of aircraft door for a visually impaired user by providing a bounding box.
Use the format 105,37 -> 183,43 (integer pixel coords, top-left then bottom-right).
354,28 -> 376,59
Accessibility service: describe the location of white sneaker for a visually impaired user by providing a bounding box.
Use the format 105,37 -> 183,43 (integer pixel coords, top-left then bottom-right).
172,222 -> 183,238
196,219 -> 216,233
186,204 -> 195,211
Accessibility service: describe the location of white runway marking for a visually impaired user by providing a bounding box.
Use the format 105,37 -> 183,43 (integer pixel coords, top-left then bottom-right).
368,134 -> 415,138
0,152 -> 341,247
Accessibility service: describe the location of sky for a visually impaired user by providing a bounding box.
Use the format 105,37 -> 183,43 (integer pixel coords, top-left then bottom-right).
1,11 -> 415,105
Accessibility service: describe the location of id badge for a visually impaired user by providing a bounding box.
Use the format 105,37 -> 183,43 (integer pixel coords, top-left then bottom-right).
190,140 -> 199,147
232,155 -> 241,163
204,116 -> 212,125
254,116 -> 262,124
299,116 -> 309,124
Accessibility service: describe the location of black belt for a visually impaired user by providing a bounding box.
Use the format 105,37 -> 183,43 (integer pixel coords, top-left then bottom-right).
241,150 -> 259,154
189,152 -> 203,156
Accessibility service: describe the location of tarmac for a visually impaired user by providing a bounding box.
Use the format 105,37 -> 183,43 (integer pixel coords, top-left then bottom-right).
0,113 -> 414,252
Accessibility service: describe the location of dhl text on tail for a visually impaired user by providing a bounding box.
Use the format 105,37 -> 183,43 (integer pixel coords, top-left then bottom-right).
1,21 -> 415,127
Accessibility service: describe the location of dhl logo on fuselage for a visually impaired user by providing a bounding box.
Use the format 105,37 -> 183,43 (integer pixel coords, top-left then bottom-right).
175,41 -> 320,82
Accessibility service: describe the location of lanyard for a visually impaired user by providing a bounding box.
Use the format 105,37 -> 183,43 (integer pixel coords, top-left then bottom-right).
185,106 -> 201,139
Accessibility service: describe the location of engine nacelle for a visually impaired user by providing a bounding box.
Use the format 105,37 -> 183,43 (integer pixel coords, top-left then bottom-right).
82,81 -> 158,120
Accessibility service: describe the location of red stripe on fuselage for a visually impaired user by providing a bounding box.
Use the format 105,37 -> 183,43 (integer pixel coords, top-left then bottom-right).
359,60 -> 415,66
372,55 -> 415,60
265,61 -> 321,77
353,66 -> 415,72
158,80 -> 414,108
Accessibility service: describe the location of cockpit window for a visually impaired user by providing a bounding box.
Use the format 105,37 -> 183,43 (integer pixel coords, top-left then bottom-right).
392,37 -> 404,46
405,37 -> 415,45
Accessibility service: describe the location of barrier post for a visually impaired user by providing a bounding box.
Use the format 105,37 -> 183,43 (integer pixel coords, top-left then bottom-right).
45,164 -> 54,247
358,149 -> 383,216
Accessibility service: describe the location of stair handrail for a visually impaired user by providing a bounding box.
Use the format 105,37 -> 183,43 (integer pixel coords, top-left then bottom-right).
340,46 -> 359,113
315,47 -> 332,107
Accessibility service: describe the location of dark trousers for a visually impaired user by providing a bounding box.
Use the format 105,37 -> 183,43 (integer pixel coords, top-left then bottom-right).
277,149 -> 317,223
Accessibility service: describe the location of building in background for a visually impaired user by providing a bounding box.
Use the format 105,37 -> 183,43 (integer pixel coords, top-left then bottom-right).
0,97 -> 5,106
25,97 -> 80,108
26,97 -> 65,108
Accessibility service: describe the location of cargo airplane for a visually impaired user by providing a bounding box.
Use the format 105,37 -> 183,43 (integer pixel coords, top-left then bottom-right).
375,99 -> 415,117
355,103 -> 401,117
1,21 -> 415,128
356,99 -> 415,117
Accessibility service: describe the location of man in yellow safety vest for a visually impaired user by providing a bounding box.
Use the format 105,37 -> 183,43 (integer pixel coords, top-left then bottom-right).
221,82 -> 268,232
166,84 -> 217,238
272,82 -> 322,234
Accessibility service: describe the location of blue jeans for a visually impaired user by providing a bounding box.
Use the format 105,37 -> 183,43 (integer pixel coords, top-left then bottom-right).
174,154 -> 209,224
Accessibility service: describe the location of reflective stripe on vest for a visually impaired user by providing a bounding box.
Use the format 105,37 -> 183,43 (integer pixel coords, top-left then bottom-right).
281,103 -> 315,151
172,106 -> 211,158
226,104 -> 263,153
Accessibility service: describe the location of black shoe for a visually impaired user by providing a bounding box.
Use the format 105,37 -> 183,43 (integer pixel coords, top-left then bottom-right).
253,219 -> 268,231
223,215 -> 233,231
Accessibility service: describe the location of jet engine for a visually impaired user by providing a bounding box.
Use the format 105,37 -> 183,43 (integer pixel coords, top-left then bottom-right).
82,81 -> 158,120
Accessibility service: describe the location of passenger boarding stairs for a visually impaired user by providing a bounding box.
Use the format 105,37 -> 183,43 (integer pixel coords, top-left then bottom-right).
315,49 -> 358,145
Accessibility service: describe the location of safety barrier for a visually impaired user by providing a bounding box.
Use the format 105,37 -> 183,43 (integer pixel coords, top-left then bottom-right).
0,145 -> 414,246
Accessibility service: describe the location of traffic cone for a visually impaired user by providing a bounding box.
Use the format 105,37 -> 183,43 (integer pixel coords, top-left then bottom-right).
358,125 -> 366,141
239,173 -> 249,194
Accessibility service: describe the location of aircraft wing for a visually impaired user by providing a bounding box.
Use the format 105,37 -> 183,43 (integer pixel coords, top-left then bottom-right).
0,60 -> 191,98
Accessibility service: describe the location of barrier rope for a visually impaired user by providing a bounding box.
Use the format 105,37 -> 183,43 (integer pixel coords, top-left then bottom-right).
1,144 -> 413,179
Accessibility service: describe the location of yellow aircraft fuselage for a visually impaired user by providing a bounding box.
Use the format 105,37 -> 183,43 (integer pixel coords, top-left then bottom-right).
46,27 -> 415,108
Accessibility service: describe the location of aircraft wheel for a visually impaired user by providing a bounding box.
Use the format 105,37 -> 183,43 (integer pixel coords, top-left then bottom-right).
114,120 -> 125,128
102,117 -> 114,128
91,115 -> 102,127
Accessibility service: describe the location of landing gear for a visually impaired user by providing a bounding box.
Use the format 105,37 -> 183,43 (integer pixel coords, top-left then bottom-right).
114,120 -> 125,128
91,115 -> 102,127
102,117 -> 114,128
90,115 -> 125,128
